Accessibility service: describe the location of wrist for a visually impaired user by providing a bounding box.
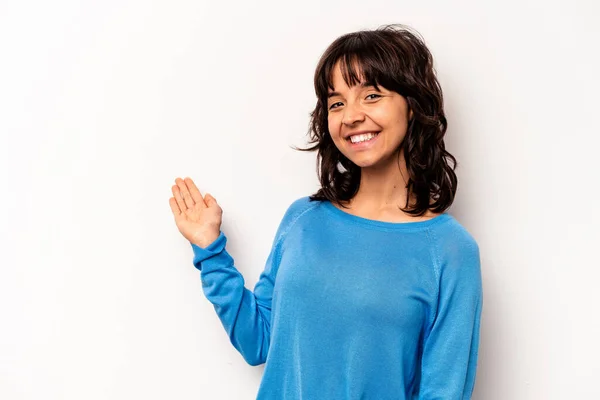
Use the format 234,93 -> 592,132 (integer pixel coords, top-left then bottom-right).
191,232 -> 220,249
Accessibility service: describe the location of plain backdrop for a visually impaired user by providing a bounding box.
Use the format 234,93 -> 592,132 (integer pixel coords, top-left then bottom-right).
1,0 -> 599,399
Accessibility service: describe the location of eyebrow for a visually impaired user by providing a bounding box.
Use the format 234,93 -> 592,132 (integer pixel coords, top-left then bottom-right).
327,82 -> 378,98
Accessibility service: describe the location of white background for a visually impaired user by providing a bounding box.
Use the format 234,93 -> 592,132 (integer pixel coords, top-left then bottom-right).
1,0 -> 599,399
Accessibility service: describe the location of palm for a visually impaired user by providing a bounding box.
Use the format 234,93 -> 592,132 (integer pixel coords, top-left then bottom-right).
169,177 -> 222,247
176,204 -> 217,238
178,203 -> 206,225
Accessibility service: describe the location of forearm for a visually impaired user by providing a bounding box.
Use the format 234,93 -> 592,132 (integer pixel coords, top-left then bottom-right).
192,232 -> 271,366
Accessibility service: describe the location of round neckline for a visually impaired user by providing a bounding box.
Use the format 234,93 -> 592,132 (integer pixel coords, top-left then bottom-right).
321,200 -> 451,231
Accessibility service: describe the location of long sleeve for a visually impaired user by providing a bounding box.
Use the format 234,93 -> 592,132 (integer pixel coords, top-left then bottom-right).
417,237 -> 483,399
189,203 -> 298,366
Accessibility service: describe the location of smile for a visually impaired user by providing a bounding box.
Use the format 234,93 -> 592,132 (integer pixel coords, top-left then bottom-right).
348,132 -> 378,143
346,132 -> 380,149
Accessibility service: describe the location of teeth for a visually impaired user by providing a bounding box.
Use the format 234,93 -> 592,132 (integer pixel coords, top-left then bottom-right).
350,132 -> 378,143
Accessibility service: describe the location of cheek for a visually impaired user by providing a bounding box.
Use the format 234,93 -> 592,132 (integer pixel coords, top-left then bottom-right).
368,109 -> 390,125
374,109 -> 407,132
327,116 -> 339,136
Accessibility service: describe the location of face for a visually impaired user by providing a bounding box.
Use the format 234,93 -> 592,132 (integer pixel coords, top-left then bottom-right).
326,61 -> 413,169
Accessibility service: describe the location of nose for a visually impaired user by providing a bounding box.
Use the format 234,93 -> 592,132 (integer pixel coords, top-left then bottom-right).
342,101 -> 365,126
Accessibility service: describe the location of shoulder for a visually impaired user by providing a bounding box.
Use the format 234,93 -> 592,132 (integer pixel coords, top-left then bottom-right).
429,214 -> 479,256
427,214 -> 481,281
275,195 -> 323,237
288,195 -> 322,208
280,196 -> 322,225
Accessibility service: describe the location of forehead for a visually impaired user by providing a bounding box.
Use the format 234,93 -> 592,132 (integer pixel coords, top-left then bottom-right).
329,61 -> 363,85
327,82 -> 377,99
327,60 -> 379,94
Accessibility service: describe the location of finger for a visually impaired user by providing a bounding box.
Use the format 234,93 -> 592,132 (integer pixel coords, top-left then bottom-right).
175,178 -> 195,210
205,193 -> 216,207
169,197 -> 181,216
184,177 -> 206,207
172,185 -> 187,212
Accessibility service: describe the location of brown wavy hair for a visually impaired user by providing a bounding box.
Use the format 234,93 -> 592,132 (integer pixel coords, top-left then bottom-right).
294,23 -> 457,217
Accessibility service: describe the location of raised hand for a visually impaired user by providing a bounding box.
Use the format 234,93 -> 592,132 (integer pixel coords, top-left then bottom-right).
169,177 -> 222,248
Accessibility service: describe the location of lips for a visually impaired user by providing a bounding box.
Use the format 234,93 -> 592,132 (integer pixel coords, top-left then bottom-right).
346,132 -> 380,150
344,130 -> 380,140
347,132 -> 379,143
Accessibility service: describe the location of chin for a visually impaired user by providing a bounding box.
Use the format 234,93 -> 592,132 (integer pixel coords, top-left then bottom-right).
349,157 -> 382,169
351,152 -> 399,170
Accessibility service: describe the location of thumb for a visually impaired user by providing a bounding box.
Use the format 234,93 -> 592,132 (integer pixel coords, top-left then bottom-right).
204,193 -> 216,206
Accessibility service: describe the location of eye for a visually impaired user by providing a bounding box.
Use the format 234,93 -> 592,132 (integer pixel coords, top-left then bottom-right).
366,94 -> 381,100
328,102 -> 343,110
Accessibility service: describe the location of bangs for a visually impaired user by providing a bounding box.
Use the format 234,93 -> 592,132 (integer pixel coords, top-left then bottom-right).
324,53 -> 386,94
317,38 -> 401,99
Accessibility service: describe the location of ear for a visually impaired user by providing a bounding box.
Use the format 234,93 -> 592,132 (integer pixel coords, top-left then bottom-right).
409,109 -> 414,121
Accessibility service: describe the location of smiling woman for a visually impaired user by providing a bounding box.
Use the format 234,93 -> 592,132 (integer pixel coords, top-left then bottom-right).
172,23 -> 482,400
326,72 -> 412,166
296,24 -> 455,221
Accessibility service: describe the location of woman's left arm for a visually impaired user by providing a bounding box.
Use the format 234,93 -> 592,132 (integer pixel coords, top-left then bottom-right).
417,238 -> 483,399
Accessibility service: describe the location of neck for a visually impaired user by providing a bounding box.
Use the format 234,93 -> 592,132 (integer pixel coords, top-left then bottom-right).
347,149 -> 414,212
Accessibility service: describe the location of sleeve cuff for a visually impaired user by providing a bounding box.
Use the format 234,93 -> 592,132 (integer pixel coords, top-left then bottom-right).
190,231 -> 227,268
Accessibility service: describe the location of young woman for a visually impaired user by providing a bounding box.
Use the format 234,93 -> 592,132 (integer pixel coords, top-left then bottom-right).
169,24 -> 483,400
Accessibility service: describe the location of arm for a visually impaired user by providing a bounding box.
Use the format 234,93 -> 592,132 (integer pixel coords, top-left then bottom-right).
190,213 -> 288,366
417,239 -> 483,399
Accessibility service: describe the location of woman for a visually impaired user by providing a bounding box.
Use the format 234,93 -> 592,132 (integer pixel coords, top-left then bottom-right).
169,24 -> 483,400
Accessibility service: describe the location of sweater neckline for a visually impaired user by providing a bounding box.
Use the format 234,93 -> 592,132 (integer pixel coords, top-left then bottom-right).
321,200 -> 451,231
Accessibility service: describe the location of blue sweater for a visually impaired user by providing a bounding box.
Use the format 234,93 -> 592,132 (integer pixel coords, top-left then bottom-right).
191,196 -> 483,399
